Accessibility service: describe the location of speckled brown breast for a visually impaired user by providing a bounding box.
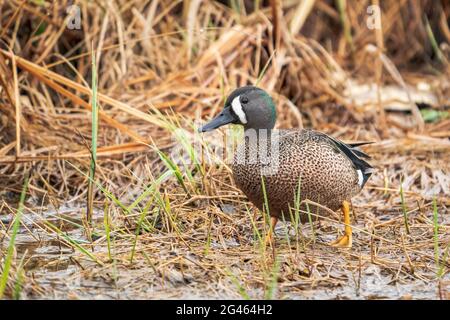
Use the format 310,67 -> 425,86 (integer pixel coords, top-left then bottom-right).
232,129 -> 361,222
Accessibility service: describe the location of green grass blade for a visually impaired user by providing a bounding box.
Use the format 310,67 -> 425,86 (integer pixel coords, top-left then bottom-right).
157,150 -> 190,196
0,172 -> 29,299
44,220 -> 103,265
127,170 -> 173,210
204,215 -> 213,255
255,49 -> 276,86
437,244 -> 449,279
305,202 -> 316,243
13,253 -> 26,300
87,49 -> 99,223
67,161 -> 131,215
399,178 -> 410,234
225,268 -> 250,300
424,16 -> 446,64
129,195 -> 156,263
244,204 -> 263,246
336,0 -> 354,52
264,257 -> 280,300
433,196 -> 439,268
104,202 -> 112,261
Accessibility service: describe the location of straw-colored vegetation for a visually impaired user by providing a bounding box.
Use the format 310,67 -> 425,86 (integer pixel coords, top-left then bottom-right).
0,0 -> 449,299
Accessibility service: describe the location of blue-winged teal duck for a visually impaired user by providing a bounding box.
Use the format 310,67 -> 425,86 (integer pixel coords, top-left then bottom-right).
199,86 -> 373,247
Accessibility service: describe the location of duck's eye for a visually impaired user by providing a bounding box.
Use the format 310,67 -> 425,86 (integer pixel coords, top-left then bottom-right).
241,96 -> 249,104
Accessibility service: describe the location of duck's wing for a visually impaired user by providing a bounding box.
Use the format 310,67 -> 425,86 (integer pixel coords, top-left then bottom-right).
306,131 -> 374,188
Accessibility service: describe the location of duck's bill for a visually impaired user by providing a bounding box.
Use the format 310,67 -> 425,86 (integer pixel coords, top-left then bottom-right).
198,107 -> 237,132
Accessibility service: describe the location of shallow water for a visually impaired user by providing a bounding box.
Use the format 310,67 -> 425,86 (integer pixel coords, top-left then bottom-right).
2,203 -> 448,300
285,271 -> 444,300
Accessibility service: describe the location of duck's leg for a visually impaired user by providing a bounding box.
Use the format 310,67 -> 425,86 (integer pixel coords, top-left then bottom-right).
264,216 -> 278,246
330,200 -> 352,248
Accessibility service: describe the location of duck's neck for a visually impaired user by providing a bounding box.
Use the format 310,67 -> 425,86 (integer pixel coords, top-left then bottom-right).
244,128 -> 276,143
243,128 -> 274,140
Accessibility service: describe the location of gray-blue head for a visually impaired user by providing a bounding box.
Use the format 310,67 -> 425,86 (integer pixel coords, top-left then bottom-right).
199,86 -> 276,132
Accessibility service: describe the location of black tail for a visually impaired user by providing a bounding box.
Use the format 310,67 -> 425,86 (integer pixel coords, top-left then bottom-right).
347,142 -> 373,160
328,138 -> 374,188
347,141 -> 374,148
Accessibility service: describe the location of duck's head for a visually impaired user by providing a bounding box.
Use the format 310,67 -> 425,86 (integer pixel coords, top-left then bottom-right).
198,86 -> 276,132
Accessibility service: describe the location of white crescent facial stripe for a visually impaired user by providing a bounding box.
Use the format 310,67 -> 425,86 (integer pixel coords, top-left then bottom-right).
357,169 -> 363,187
231,96 -> 247,124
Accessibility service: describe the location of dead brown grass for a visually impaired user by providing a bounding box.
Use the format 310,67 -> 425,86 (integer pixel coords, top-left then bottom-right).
0,0 -> 449,299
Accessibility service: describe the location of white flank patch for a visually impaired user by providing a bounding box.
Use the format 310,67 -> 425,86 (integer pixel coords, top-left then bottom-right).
357,169 -> 364,187
231,96 -> 247,124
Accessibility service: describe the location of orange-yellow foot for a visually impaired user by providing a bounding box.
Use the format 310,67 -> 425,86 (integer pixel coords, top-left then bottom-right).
264,232 -> 273,246
329,200 -> 353,248
264,216 -> 278,246
330,233 -> 352,248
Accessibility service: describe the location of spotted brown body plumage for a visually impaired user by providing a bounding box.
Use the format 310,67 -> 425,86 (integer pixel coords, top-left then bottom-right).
232,129 -> 364,222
